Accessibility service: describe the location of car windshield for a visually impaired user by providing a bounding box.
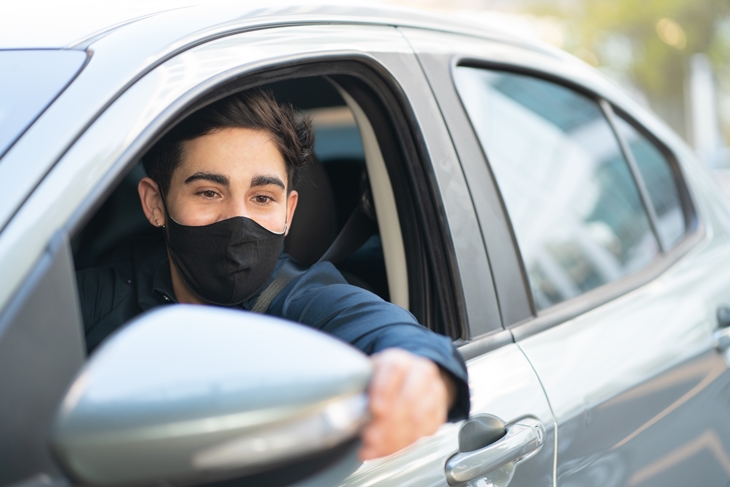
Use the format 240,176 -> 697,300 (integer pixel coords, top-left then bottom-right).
0,50 -> 86,160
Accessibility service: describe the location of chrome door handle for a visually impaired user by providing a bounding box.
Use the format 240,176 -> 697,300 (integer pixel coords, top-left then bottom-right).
714,327 -> 730,351
445,417 -> 544,485
714,306 -> 730,352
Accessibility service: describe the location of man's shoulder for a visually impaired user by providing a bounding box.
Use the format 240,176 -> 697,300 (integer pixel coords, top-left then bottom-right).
76,234 -> 168,350
281,255 -> 382,301
266,254 -> 415,325
78,234 -> 166,274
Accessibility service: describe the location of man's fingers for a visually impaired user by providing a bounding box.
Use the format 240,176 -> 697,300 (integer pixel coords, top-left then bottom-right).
360,417 -> 410,460
361,351 -> 418,460
361,349 -> 452,461
399,359 -> 447,434
368,350 -> 409,415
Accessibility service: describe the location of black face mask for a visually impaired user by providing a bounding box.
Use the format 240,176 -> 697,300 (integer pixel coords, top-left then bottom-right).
165,215 -> 286,306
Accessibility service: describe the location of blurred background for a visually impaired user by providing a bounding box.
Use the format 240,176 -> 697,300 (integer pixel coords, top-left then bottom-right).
376,0 -> 730,190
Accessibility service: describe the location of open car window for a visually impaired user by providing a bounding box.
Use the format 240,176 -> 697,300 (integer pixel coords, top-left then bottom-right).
71,73 -> 445,354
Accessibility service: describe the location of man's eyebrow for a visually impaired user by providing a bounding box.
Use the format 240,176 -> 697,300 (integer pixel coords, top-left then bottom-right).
251,175 -> 286,190
184,172 -> 230,186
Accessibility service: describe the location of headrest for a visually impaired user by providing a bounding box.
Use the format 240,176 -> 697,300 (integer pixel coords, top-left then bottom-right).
283,158 -> 338,266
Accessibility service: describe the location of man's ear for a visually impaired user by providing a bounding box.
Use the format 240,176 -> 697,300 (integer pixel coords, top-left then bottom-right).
138,177 -> 166,228
285,189 -> 298,236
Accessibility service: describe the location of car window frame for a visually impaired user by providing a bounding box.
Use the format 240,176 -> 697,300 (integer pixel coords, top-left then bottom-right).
450,59 -> 704,341
610,104 -> 699,239
62,55 -> 475,342
0,230 -> 86,486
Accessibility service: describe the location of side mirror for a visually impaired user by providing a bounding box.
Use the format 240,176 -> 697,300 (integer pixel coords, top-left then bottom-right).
51,305 -> 371,486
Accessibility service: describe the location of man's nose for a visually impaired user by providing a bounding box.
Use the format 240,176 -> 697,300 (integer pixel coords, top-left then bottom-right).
222,199 -> 249,220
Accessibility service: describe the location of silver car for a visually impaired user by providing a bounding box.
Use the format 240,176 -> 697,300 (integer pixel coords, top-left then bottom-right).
2,3 -> 730,487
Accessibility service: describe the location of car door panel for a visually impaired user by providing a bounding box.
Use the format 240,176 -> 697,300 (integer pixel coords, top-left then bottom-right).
407,25 -> 730,487
518,239 -> 730,486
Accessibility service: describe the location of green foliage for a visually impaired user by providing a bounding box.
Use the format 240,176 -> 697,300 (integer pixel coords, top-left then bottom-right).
525,0 -> 730,138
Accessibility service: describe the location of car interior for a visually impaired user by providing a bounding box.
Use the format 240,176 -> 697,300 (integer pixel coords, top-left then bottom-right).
71,74 -> 454,347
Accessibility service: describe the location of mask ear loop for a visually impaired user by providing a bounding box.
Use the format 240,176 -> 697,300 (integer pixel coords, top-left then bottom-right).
155,184 -> 168,228
156,186 -> 173,247
278,193 -> 291,235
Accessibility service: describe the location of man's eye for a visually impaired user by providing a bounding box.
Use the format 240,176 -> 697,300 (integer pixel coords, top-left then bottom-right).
199,190 -> 219,198
254,195 -> 272,204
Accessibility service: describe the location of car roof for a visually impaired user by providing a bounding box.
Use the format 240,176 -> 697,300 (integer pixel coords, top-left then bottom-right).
0,0 -> 540,50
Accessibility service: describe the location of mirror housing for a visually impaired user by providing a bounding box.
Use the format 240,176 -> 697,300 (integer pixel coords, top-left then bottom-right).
51,305 -> 371,486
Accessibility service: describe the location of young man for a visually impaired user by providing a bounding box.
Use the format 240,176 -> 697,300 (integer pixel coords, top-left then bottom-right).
77,88 -> 469,461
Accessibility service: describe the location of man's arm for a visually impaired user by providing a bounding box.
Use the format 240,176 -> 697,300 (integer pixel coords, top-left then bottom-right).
267,260 -> 470,459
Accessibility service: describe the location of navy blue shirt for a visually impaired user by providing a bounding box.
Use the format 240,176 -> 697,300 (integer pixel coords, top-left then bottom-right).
77,236 -> 469,420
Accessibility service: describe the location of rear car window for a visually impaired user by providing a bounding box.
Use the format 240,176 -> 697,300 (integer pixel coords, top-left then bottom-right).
454,67 -> 660,310
614,115 -> 686,249
0,50 -> 86,159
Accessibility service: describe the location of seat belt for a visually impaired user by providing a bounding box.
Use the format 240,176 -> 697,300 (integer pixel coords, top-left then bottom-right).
318,187 -> 377,265
251,259 -> 304,314
252,187 -> 377,314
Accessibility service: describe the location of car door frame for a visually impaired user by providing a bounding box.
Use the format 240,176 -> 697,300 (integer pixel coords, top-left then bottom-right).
402,26 -> 705,339
0,22 -> 507,487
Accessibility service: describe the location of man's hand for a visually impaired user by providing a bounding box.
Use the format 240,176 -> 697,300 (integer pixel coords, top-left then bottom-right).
360,348 -> 457,461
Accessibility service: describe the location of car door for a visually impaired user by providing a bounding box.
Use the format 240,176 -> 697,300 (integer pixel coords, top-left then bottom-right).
326,30 -> 557,487
0,20 -> 555,487
408,26 -> 730,487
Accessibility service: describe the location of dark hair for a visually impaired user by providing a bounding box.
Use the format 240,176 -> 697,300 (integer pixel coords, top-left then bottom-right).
141,88 -> 314,195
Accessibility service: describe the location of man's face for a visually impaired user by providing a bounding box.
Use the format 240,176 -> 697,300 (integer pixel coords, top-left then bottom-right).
164,127 -> 297,232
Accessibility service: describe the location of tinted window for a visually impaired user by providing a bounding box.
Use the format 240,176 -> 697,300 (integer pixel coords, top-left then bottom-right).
455,67 -> 659,310
614,115 -> 686,248
0,50 -> 86,159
